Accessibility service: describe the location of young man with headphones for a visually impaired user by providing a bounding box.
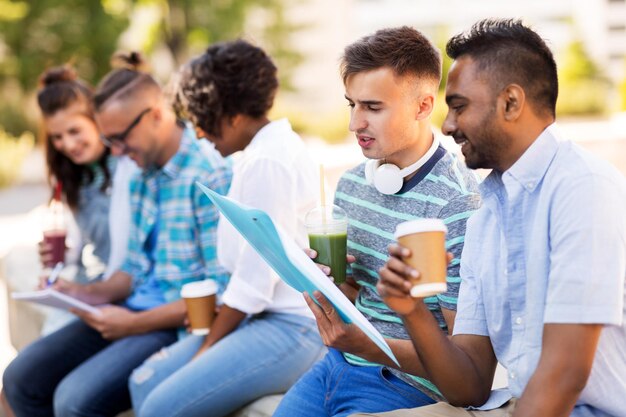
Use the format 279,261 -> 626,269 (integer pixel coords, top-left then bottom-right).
274,27 -> 481,417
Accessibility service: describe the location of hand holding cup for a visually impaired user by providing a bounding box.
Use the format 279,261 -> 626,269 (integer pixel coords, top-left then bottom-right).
305,204 -> 348,285
41,197 -> 67,268
379,243 -> 454,316
181,280 -> 218,336
306,248 -> 359,302
394,219 -> 448,298
38,240 -> 53,267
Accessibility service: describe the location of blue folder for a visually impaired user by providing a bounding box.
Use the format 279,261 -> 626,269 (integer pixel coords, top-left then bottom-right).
197,182 -> 399,366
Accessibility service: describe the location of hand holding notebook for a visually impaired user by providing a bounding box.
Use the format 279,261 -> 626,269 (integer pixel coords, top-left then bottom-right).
12,288 -> 102,316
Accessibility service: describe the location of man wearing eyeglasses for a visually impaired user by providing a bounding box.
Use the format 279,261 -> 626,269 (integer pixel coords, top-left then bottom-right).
99,106 -> 151,164
3,56 -> 233,417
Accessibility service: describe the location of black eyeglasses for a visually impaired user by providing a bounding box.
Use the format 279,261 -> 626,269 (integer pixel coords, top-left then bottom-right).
100,107 -> 152,151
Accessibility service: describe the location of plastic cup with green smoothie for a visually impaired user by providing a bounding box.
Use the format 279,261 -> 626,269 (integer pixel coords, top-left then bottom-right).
305,204 -> 348,285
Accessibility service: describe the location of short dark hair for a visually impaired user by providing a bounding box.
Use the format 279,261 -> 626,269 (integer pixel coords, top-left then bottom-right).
94,51 -> 159,110
174,39 -> 278,137
446,19 -> 558,117
341,26 -> 442,85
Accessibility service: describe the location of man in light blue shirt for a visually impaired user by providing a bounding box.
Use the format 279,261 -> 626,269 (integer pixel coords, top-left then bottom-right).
357,19 -> 626,417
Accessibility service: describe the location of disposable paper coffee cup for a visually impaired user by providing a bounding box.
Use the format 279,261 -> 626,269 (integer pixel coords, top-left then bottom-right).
394,219 -> 448,298
181,280 -> 218,335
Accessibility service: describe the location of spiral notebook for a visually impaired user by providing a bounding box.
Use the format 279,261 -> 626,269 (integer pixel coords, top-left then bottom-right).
197,182 -> 398,366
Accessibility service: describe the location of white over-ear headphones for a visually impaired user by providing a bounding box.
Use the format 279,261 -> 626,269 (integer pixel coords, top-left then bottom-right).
364,136 -> 440,195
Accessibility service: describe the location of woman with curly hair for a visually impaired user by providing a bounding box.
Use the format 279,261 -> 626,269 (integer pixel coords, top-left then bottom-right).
128,39 -> 325,417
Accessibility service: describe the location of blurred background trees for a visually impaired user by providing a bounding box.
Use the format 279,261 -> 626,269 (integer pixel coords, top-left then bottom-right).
0,0 -> 622,138
0,0 -> 301,137
0,0 -> 128,135
0,0 -> 625,188
0,0 -> 305,189
557,39 -> 611,116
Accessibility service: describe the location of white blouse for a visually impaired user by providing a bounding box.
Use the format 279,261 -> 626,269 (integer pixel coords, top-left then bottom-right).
218,119 -> 318,317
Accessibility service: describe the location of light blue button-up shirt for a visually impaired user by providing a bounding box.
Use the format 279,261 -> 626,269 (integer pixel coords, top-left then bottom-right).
454,124 -> 626,416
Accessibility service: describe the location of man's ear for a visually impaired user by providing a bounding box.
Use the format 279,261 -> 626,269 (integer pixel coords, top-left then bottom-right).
194,125 -> 208,139
415,93 -> 435,121
500,84 -> 525,121
230,114 -> 243,127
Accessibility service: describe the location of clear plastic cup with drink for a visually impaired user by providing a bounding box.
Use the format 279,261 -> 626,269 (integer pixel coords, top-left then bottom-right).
42,197 -> 67,269
305,204 -> 348,285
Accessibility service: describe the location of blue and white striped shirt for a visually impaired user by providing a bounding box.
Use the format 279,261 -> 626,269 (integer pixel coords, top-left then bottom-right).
335,146 -> 481,401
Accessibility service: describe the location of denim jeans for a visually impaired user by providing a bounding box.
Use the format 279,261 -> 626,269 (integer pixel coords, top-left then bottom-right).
273,348 -> 436,417
129,312 -> 326,417
2,320 -> 177,417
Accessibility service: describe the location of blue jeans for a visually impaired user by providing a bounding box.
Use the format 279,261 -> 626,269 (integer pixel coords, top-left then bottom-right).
129,312 -> 326,417
274,349 -> 436,417
2,320 -> 177,417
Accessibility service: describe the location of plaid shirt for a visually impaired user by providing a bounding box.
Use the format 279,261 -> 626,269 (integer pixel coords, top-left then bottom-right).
120,128 -> 232,303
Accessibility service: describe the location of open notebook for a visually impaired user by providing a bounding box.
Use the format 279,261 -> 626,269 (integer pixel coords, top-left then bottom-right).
12,288 -> 102,316
197,182 -> 399,366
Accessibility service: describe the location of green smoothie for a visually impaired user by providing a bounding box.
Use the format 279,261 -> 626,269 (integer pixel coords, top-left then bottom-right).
309,232 -> 348,285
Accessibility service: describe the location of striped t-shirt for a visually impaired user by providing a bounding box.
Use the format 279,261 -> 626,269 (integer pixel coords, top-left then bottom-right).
335,147 -> 481,401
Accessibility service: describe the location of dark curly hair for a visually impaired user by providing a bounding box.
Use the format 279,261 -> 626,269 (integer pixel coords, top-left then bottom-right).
94,51 -> 159,110
446,19 -> 558,117
174,39 -> 278,137
341,26 -> 441,85
37,65 -> 111,210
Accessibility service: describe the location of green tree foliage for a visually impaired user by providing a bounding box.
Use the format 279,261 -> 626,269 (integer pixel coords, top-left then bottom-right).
559,41 -> 601,83
0,0 -> 129,135
0,128 -> 34,188
619,59 -> 626,112
0,0 -> 301,137
557,40 -> 610,116
142,0 -> 303,90
0,0 -> 129,89
431,27 -> 452,129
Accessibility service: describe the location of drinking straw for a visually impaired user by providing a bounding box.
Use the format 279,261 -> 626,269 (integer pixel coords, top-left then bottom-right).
319,164 -> 326,224
54,180 -> 62,201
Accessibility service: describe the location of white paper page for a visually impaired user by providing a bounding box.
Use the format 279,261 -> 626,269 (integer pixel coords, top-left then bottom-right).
12,288 -> 102,316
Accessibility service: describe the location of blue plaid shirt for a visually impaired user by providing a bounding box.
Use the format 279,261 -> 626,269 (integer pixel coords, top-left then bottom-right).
120,128 -> 232,305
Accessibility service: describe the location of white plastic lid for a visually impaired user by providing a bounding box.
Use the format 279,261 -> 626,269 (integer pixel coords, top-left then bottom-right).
180,280 -> 218,298
394,218 -> 447,239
